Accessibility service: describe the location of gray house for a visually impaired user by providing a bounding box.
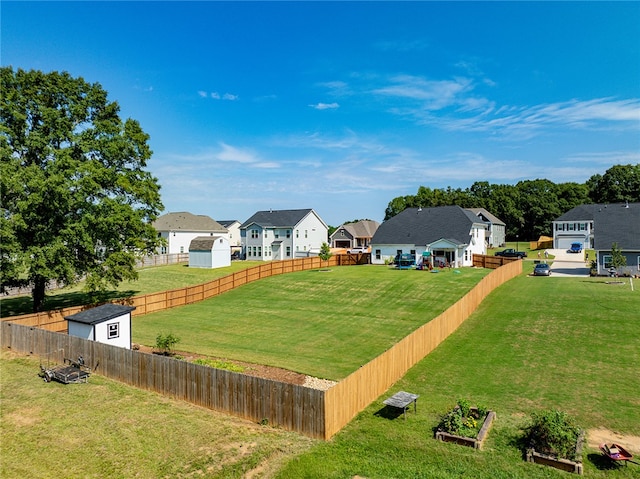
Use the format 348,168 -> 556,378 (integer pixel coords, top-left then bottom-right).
553,202 -> 640,275
370,206 -> 487,267
330,220 -> 380,251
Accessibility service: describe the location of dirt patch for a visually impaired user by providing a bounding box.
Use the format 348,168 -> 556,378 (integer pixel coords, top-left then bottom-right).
133,345 -> 333,388
587,428 -> 640,454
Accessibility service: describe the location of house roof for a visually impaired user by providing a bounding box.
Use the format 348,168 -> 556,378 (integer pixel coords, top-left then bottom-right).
467,208 -> 505,226
555,203 -> 640,250
189,236 -> 224,251
371,206 -> 484,246
217,220 -> 240,228
153,212 -> 228,233
240,208 -> 326,229
65,303 -> 135,325
331,220 -> 380,239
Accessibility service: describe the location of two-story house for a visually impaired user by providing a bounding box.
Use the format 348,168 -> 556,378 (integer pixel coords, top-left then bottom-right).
330,220 -> 380,251
218,220 -> 242,255
467,208 -> 506,248
240,209 -> 328,260
153,212 -> 228,255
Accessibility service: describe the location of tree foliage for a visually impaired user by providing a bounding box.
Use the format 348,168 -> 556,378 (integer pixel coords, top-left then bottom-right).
318,242 -> 332,262
383,164 -> 637,240
0,67 -> 164,311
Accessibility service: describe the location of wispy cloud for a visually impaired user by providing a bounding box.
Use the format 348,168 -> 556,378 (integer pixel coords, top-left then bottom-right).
309,102 -> 340,110
198,91 -> 239,100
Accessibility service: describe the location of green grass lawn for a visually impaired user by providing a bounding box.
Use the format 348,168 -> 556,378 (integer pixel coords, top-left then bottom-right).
132,265 -> 490,380
0,352 -> 315,479
0,261 -> 263,317
275,273 -> 640,478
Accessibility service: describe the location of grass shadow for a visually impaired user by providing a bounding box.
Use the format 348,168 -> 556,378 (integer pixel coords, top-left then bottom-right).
1,290 -> 139,317
373,405 -> 406,421
587,452 -> 625,470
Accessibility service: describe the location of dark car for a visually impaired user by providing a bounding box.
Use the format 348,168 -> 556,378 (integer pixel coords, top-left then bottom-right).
533,263 -> 552,276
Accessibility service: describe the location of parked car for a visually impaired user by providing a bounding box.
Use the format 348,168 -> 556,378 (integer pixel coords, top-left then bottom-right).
533,263 -> 552,276
569,242 -> 583,253
348,246 -> 369,254
495,248 -> 527,259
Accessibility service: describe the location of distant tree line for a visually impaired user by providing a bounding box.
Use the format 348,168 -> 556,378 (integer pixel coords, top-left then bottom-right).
384,164 -> 640,241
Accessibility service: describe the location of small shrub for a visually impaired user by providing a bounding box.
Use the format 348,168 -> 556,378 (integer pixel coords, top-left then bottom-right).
524,410 -> 581,461
437,399 -> 487,437
155,332 -> 180,356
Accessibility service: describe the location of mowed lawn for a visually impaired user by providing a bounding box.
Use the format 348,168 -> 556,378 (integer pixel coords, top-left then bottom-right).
275,271 -> 640,478
132,265 -> 491,380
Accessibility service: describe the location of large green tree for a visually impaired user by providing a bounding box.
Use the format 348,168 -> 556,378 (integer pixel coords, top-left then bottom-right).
587,164 -> 640,203
1,67 -> 164,311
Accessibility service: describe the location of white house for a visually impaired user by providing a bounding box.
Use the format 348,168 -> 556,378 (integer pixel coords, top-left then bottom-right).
218,220 -> 242,254
467,208 -> 506,248
240,209 -> 328,260
370,206 -> 487,267
188,236 -> 231,269
65,303 -> 135,350
153,212 -> 229,255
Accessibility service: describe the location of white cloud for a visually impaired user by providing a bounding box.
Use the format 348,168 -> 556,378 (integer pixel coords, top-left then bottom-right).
211,92 -> 221,99
223,93 -> 238,101
309,102 -> 340,110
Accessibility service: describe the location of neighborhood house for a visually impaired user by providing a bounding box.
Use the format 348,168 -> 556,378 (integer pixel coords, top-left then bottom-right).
330,220 -> 380,251
241,208 -> 328,260
553,202 -> 640,276
153,212 -> 229,255
370,206 -> 488,267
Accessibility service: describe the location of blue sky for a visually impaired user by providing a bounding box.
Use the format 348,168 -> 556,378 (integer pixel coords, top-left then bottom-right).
3,1 -> 639,226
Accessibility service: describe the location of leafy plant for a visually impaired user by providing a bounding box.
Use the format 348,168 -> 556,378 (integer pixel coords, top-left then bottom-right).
437,399 -> 487,437
192,358 -> 245,373
524,409 -> 581,461
318,242 -> 332,262
155,332 -> 180,356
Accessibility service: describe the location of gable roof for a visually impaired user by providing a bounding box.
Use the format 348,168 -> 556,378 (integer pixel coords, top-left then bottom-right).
153,212 -> 227,233
555,203 -> 640,251
189,236 -> 225,251
467,208 -> 505,226
371,206 -> 484,246
217,220 -> 240,228
65,303 -> 135,325
331,220 -> 380,239
240,208 -> 326,229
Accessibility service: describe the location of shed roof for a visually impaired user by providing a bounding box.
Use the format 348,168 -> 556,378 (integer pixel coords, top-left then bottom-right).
189,236 -> 224,250
372,206 -> 484,246
65,303 -> 135,325
153,212 -> 227,233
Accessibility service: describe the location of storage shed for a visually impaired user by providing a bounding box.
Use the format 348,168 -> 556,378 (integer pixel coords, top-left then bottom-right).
189,236 -> 231,268
65,303 -> 135,350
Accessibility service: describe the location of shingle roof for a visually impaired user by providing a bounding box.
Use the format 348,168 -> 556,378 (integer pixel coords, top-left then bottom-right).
189,236 -> 223,251
333,220 -> 380,239
555,203 -> 640,250
240,209 -> 321,228
153,212 -> 227,233
217,220 -> 240,228
371,206 -> 483,246
65,303 -> 135,325
467,208 -> 505,226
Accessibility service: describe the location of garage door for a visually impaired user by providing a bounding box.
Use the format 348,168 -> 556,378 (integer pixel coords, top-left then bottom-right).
556,236 -> 583,250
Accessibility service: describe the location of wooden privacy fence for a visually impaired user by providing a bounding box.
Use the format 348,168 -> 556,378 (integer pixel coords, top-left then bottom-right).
1,259 -> 521,440
3,254 -> 369,332
1,321 -> 326,438
323,259 -> 521,438
472,253 -> 520,269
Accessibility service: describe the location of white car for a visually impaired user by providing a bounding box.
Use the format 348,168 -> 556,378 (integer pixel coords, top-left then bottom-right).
348,246 -> 369,254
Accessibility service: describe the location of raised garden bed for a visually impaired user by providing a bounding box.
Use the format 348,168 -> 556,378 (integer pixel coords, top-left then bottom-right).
435,400 -> 496,450
524,410 -> 584,475
526,430 -> 585,475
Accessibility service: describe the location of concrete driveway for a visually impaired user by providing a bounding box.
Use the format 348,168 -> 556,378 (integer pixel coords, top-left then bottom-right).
544,248 -> 590,277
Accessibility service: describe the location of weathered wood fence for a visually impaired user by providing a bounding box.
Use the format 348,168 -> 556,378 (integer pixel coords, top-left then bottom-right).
472,253 -> 520,269
1,258 -> 522,440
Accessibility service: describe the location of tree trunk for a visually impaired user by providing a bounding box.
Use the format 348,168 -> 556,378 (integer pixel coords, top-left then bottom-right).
32,277 -> 47,313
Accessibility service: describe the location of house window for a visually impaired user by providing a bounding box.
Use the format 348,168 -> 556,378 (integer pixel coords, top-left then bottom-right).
161,246 -> 167,254
296,230 -> 299,238
341,230 -> 345,236
107,322 -> 119,339
251,229 -> 258,239
305,230 -> 308,238
258,246 -> 262,257
410,250 -> 416,256
286,230 -> 291,238
579,223 -> 586,231
375,249 -> 381,260
568,223 -> 574,231
603,255 -> 613,269
180,246 -> 184,253
286,246 -> 291,257
275,230 -> 279,238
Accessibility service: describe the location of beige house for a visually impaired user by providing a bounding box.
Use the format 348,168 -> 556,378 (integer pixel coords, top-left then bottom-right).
330,220 -> 380,251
